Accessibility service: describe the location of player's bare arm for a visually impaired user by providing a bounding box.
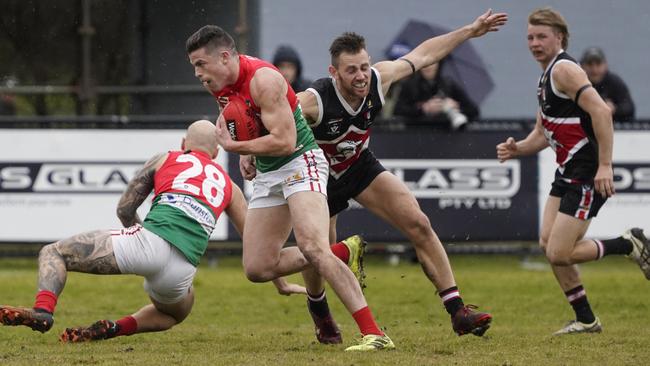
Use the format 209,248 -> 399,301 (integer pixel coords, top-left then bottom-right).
497,112 -> 549,162
297,90 -> 319,124
116,153 -> 167,227
552,62 -> 615,197
225,183 -> 248,236
216,68 -> 296,156
374,9 -> 508,94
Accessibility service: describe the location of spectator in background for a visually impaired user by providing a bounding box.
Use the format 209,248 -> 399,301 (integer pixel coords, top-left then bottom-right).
580,47 -> 635,122
0,94 -> 16,115
272,45 -> 312,92
393,59 -> 479,130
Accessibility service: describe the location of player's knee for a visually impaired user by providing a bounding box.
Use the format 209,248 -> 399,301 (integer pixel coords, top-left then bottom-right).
243,266 -> 274,283
299,244 -> 328,266
546,251 -> 571,266
38,243 -> 60,262
242,255 -> 279,282
403,211 -> 433,241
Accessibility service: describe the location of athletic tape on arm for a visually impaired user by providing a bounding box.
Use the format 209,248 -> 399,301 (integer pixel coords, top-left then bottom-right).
399,58 -> 416,75
574,84 -> 592,105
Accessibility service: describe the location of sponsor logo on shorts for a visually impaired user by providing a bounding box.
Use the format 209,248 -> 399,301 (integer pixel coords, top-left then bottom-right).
284,171 -> 307,186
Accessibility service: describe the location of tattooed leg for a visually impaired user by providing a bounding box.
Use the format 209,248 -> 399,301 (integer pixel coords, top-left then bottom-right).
38,230 -> 121,295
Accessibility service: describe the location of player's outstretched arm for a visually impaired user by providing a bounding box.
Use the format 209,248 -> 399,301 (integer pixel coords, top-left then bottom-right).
215,68 -> 296,156
374,9 -> 507,93
553,62 -> 615,197
116,152 -> 166,227
225,183 -> 248,236
496,112 -> 548,162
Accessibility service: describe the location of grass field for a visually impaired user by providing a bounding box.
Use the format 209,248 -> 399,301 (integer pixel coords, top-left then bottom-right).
1,254 -> 649,365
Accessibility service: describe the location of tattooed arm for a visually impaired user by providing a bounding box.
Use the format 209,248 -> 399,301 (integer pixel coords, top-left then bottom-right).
116,153 -> 167,227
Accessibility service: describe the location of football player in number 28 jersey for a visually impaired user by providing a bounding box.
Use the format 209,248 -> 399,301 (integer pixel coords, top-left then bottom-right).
0,120 -> 305,342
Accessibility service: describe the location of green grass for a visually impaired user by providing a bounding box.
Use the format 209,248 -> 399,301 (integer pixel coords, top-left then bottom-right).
1,255 -> 649,365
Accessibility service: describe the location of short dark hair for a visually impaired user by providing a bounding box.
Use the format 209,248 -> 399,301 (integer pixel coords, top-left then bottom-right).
329,32 -> 366,67
186,25 -> 237,54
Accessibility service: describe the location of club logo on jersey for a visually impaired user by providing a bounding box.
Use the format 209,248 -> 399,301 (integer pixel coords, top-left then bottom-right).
335,140 -> 362,159
326,118 -> 344,135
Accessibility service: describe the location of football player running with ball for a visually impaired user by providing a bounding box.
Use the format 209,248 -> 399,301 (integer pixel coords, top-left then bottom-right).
187,25 -> 393,351
297,9 -> 507,337
497,7 -> 650,335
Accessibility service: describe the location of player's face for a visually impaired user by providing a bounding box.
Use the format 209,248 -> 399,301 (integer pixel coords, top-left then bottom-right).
189,47 -> 235,93
527,24 -> 563,66
331,50 -> 372,99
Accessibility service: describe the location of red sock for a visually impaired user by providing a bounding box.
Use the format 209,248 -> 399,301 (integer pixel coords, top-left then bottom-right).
116,316 -> 138,337
352,306 -> 383,336
33,290 -> 57,314
330,242 -> 350,263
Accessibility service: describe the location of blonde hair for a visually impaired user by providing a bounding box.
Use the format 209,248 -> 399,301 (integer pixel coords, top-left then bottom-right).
528,7 -> 570,50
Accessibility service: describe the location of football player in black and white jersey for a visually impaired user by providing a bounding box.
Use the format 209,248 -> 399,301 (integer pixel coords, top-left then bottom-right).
296,10 -> 508,337
497,7 -> 650,335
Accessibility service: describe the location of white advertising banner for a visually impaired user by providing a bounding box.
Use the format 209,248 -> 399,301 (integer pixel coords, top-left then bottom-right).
539,131 -> 650,238
0,129 -> 228,242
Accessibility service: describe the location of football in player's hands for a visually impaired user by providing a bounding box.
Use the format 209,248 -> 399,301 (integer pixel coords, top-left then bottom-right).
221,95 -> 265,141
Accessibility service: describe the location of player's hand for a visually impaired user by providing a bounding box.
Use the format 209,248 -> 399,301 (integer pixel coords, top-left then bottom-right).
469,9 -> 508,38
272,278 -> 307,296
239,155 -> 257,180
215,114 -> 235,151
594,164 -> 615,198
496,137 -> 518,162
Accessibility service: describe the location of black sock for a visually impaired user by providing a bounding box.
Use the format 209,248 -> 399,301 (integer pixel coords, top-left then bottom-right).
307,290 -> 330,319
599,237 -> 633,257
565,285 -> 596,324
439,286 -> 464,315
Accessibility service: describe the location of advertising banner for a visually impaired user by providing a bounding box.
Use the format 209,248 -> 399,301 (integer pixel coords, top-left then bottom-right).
330,130 -> 539,242
0,130 -> 228,242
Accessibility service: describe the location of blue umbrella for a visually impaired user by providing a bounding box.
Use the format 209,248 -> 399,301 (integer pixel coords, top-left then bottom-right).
385,19 -> 495,106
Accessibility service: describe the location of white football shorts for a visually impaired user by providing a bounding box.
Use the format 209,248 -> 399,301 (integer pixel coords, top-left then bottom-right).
111,224 -> 196,304
249,148 -> 329,208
